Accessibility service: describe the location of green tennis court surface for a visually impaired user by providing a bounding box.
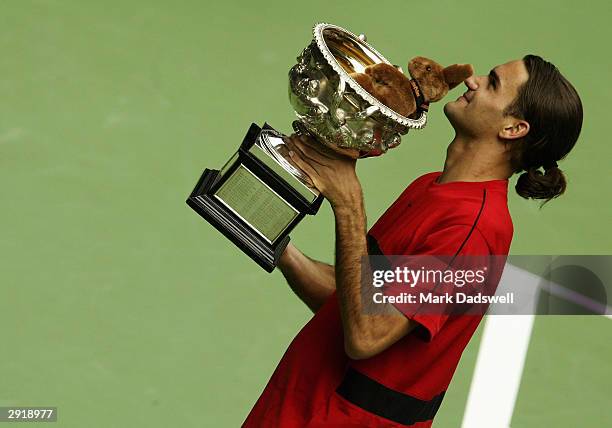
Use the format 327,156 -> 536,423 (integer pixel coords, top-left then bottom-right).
1,1 -> 610,426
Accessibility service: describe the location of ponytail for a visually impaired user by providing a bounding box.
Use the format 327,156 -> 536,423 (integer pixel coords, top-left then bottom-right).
515,166 -> 566,203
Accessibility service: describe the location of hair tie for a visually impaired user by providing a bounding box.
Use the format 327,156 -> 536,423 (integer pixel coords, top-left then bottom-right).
542,159 -> 558,171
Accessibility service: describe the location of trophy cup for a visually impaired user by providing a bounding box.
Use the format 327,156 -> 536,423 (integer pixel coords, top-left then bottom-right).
186,23 -> 428,272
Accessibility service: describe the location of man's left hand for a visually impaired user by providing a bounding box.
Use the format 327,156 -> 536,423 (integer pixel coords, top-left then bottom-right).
282,133 -> 362,209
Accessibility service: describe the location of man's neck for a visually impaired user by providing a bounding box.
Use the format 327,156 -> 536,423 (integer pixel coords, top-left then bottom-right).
437,134 -> 514,184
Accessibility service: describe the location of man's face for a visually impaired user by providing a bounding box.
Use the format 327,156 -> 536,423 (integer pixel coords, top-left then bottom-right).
443,59 -> 529,139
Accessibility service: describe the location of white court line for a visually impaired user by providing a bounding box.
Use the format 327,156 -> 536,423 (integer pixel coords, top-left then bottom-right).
461,264 -> 612,428
461,265 -> 538,428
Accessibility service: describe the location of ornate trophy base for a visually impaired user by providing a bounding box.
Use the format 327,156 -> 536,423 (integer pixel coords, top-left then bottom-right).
187,123 -> 324,272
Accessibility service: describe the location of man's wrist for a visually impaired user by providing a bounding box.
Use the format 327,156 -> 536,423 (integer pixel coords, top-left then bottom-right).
331,197 -> 363,216
330,185 -> 363,212
278,243 -> 297,270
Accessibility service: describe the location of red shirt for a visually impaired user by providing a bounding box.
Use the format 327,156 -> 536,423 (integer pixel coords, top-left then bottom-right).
243,171 -> 513,427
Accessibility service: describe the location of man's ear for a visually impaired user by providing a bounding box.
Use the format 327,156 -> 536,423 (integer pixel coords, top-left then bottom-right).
499,119 -> 530,140
443,64 -> 474,89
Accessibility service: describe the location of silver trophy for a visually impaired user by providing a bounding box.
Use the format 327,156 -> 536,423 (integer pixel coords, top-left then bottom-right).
187,23 -> 427,272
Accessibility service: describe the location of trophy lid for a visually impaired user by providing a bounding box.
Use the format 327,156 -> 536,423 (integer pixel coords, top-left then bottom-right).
312,23 -> 427,129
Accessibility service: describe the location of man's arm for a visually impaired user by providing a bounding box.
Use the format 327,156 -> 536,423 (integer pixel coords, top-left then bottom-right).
284,134 -> 416,360
332,189 -> 416,359
278,243 -> 336,313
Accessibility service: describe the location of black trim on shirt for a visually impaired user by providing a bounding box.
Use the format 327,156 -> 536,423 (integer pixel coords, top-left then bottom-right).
451,188 -> 487,263
336,367 -> 446,425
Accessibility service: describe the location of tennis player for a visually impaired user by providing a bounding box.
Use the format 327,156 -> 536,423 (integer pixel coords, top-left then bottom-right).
242,55 -> 583,428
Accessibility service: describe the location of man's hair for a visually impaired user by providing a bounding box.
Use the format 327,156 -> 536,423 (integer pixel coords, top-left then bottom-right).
504,54 -> 583,203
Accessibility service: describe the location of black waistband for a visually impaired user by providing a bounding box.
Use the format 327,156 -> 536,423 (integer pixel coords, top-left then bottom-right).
336,367 -> 445,426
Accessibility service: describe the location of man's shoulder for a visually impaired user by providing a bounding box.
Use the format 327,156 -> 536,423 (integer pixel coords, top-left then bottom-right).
413,179 -> 513,254
407,171 -> 442,190
391,171 -> 442,203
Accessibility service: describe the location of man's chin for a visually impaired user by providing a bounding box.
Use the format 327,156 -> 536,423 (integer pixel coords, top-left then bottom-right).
443,102 -> 465,131
443,101 -> 457,120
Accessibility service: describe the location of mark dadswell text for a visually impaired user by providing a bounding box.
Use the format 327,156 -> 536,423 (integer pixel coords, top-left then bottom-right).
373,292 -> 515,305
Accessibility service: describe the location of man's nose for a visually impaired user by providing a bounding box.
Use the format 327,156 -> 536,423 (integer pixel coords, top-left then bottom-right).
464,75 -> 479,91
